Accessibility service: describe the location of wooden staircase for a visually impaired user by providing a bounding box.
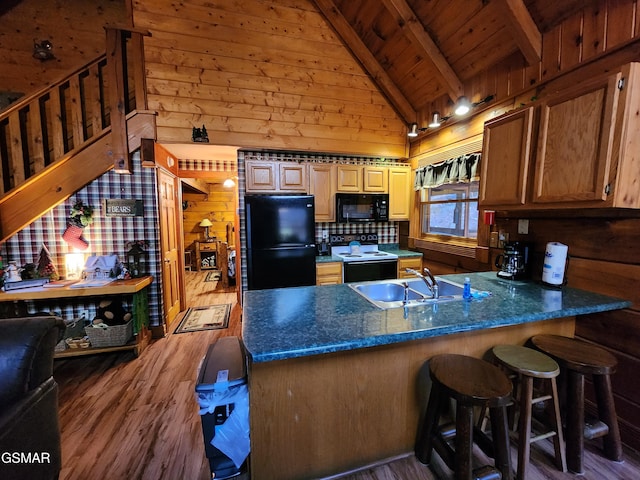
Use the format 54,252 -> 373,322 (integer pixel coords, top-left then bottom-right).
0,28 -> 156,243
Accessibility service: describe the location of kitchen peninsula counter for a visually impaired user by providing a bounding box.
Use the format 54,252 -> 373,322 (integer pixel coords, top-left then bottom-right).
243,271 -> 629,363
242,272 -> 631,480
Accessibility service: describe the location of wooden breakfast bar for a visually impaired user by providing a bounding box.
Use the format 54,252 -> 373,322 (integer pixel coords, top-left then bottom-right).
242,272 -> 631,480
0,276 -> 153,358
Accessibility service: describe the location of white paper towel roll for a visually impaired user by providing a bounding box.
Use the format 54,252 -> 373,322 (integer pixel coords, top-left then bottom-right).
542,242 -> 568,286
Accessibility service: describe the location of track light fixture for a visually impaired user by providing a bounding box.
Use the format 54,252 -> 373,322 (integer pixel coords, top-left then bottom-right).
428,112 -> 441,128
454,96 -> 471,116
407,94 -> 496,136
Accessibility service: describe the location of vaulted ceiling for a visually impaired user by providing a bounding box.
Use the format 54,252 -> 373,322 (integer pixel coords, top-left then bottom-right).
312,0 -> 595,123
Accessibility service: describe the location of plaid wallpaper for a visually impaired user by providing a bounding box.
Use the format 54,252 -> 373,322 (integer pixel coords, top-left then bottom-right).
1,159 -> 163,326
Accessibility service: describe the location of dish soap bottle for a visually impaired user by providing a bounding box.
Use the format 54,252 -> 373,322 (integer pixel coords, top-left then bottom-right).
463,277 -> 472,300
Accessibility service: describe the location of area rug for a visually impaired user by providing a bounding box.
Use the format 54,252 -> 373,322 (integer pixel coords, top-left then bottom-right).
205,270 -> 221,282
174,304 -> 231,333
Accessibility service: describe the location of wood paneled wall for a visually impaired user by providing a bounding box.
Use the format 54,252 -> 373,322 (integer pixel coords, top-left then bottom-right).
412,0 -> 640,139
132,0 -> 407,158
405,0 -> 640,451
0,0 -> 127,100
182,183 -> 236,249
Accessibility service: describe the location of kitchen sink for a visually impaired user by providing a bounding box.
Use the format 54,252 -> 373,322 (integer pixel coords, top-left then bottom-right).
349,277 -> 467,309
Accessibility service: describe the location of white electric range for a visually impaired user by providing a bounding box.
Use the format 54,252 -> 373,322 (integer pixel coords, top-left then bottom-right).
329,234 -> 398,282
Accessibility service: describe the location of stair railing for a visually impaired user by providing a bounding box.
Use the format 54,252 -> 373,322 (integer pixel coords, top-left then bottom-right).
0,27 -> 148,196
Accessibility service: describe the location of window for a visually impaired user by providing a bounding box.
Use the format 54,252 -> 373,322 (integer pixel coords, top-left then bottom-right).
420,182 -> 479,240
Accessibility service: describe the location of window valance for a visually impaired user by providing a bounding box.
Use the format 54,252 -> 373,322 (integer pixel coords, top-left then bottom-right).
414,153 -> 481,190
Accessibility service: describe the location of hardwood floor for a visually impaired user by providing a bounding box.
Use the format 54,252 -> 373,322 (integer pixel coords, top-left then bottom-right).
54,271 -> 640,479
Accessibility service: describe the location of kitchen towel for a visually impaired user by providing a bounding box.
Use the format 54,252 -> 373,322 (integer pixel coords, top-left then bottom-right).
542,242 -> 568,286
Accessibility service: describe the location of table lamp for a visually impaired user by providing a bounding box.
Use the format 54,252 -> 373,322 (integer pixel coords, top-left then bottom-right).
199,218 -> 214,242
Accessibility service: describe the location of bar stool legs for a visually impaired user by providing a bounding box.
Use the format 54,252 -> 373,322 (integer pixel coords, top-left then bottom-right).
531,334 -> 622,474
492,345 -> 566,480
415,354 -> 513,480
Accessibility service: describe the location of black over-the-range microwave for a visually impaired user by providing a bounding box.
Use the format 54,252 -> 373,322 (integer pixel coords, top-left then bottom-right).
335,193 -> 389,223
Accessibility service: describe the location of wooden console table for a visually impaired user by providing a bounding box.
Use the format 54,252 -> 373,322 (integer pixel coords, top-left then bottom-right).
0,276 -> 153,358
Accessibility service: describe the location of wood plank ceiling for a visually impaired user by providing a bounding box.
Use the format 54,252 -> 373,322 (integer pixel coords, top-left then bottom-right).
312,0 -> 596,124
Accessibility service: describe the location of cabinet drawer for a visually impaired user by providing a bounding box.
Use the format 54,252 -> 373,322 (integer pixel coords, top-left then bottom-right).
397,257 -> 422,278
316,262 -> 343,285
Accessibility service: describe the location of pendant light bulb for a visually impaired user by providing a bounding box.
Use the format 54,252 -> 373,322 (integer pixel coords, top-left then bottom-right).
407,123 -> 419,138
454,96 -> 471,116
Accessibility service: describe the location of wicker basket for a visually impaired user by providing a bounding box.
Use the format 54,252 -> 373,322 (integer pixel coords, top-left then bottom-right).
84,320 -> 133,347
55,319 -> 87,352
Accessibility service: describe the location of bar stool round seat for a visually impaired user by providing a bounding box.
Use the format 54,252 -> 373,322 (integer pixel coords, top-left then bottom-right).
415,354 -> 513,480
492,345 -> 567,480
531,334 -> 622,474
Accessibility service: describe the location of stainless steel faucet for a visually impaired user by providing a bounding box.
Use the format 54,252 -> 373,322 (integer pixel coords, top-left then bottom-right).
405,267 -> 439,299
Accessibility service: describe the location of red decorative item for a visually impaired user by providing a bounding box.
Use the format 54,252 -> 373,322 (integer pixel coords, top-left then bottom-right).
62,224 -> 89,250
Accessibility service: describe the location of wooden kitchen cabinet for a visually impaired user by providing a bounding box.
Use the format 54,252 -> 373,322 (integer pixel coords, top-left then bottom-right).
245,160 -> 307,193
309,163 -> 336,222
363,166 -> 387,192
337,165 -> 388,193
316,262 -> 342,285
397,256 -> 422,278
336,165 -> 363,192
245,160 -> 277,191
479,106 -> 534,207
480,62 -> 640,210
533,74 -> 619,204
279,162 -> 307,191
388,165 -> 411,220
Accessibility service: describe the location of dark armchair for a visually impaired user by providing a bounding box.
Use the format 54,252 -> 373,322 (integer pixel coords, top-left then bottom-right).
0,316 -> 65,480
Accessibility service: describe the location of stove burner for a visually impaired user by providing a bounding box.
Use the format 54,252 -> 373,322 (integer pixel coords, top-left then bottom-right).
341,254 -> 362,258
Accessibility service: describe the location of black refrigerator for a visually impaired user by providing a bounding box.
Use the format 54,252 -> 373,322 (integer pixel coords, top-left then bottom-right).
245,195 -> 317,290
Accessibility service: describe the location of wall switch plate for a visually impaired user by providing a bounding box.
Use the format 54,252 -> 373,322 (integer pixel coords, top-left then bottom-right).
518,219 -> 529,234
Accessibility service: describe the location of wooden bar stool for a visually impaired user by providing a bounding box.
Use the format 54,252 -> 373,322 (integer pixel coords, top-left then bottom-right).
531,334 -> 622,474
492,345 -> 567,480
415,354 -> 513,480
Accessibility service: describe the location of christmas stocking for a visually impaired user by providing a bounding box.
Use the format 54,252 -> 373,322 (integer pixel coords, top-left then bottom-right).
62,225 -> 89,250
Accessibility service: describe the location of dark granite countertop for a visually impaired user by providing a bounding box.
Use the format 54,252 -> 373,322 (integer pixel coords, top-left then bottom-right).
242,271 -> 631,363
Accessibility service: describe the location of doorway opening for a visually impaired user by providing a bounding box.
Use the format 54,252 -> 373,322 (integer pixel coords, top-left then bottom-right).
181,177 -> 240,312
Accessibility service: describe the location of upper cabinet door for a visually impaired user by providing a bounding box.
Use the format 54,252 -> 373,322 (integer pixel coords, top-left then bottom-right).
246,161 -> 277,192
336,165 -> 363,192
279,163 -> 307,191
363,166 -> 388,192
479,106 -> 535,207
533,74 -> 620,204
309,163 -> 336,222
388,166 -> 411,220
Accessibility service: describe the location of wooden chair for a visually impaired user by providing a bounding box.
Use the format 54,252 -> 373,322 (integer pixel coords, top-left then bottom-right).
531,334 -> 622,474
491,345 -> 567,480
415,354 -> 513,480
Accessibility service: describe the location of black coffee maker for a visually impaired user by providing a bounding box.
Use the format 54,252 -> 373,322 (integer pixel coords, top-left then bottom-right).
495,241 -> 533,280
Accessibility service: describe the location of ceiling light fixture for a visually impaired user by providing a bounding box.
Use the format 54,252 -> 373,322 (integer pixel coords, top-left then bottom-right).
454,96 -> 471,116
223,178 -> 236,188
408,94 -> 496,136
428,112 -> 442,128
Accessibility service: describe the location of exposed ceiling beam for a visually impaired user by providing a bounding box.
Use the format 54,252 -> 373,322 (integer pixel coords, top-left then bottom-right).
499,0 -> 542,65
0,0 -> 21,17
381,0 -> 463,101
312,0 -> 416,123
